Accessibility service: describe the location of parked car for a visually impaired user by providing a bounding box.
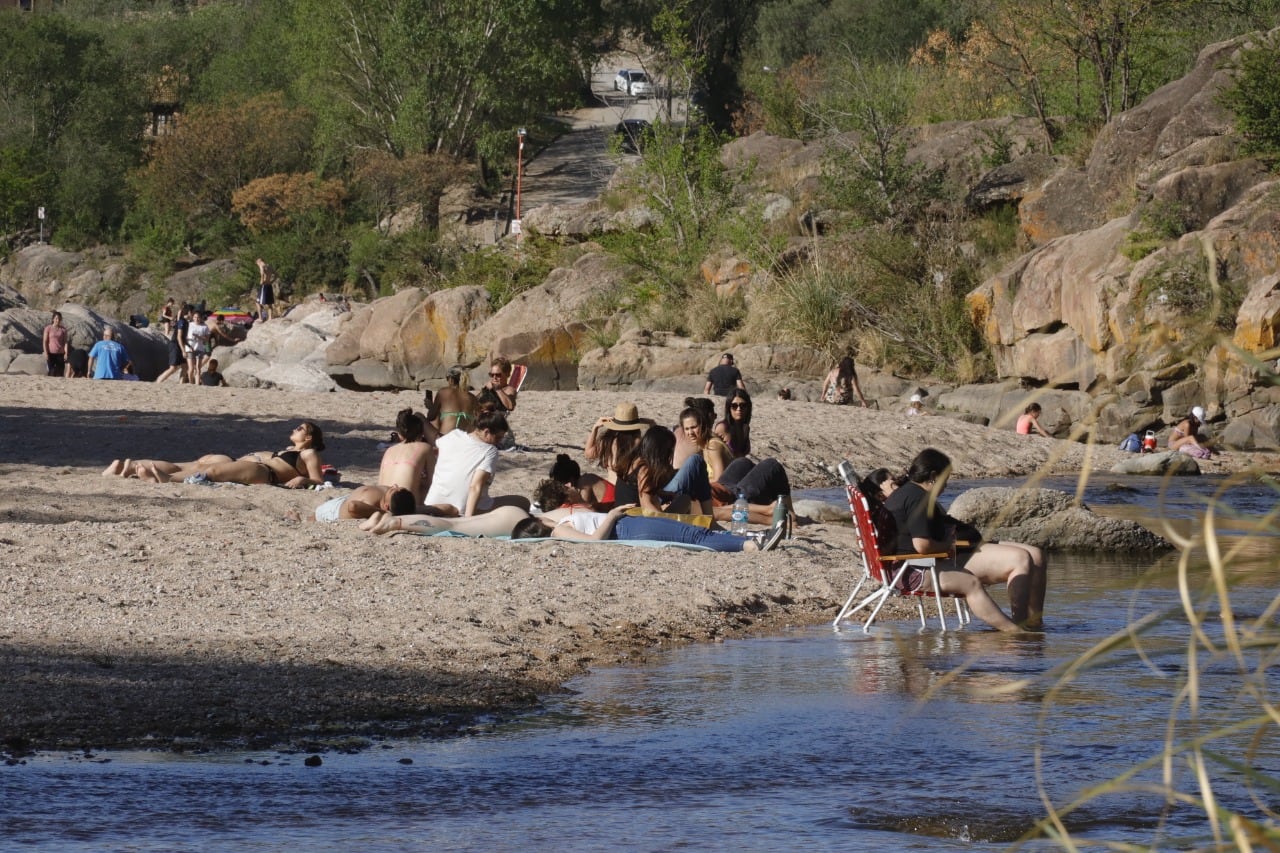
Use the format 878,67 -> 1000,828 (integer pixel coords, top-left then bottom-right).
613,119 -> 652,154
612,69 -> 653,98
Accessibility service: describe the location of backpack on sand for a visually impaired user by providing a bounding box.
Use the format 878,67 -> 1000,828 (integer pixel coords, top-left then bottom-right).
1119,433 -> 1142,453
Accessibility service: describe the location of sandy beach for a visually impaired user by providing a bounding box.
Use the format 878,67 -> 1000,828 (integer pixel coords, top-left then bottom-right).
1,376 -> 1269,753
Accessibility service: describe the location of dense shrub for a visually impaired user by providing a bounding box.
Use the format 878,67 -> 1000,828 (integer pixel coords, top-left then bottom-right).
1220,35 -> 1280,156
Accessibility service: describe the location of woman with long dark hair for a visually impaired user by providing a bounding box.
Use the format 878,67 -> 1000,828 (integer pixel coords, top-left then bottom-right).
714,388 -> 753,459
821,355 -> 868,407
615,426 -> 711,515
883,447 -> 1048,630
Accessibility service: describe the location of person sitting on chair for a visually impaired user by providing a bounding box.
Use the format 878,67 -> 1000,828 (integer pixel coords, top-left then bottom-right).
883,448 -> 1047,631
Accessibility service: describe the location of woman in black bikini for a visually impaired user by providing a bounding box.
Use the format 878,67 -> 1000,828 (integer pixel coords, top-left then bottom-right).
106,422 -> 326,488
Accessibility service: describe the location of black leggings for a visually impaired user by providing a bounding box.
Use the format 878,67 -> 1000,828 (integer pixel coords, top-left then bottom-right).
718,457 -> 790,504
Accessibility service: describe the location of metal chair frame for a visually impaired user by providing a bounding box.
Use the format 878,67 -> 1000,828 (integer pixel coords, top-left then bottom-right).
832,463 -> 972,633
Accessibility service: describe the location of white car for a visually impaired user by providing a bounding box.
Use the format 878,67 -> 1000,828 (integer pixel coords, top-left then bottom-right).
613,69 -> 653,98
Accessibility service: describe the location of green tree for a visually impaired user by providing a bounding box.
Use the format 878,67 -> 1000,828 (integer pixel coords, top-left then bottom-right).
131,93 -> 314,234
816,58 -> 944,226
1219,33 -> 1280,155
0,12 -> 147,242
288,0 -> 602,160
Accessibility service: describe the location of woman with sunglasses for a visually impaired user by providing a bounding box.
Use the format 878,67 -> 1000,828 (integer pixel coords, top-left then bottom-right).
714,388 -> 753,459
476,356 -> 518,413
105,421 -> 327,488
706,389 -> 795,531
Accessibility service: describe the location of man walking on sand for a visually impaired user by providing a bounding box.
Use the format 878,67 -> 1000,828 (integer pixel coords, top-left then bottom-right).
704,352 -> 746,398
87,327 -> 130,380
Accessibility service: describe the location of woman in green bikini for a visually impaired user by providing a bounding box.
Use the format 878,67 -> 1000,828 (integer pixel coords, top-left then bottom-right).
428,367 -> 477,435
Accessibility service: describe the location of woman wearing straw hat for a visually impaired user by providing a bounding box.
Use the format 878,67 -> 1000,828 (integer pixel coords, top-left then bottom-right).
583,402 -> 653,508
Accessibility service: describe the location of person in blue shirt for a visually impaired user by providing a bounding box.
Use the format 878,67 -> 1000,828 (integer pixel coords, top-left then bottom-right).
88,327 -> 130,380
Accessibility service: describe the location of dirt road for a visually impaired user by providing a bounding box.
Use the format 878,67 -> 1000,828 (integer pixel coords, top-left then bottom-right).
516,60 -> 685,213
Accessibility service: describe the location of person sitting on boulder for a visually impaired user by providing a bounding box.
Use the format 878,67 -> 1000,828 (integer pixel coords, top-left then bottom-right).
1016,402 -> 1052,437
1169,406 -> 1215,459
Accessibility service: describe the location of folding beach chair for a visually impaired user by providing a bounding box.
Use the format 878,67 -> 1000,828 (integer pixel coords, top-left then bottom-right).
509,363 -> 528,393
831,462 -> 971,633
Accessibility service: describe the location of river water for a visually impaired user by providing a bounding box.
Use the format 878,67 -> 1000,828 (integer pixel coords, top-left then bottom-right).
3,475 -> 1277,850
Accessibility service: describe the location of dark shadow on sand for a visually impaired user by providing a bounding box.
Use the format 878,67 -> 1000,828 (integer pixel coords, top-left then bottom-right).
0,642 -> 553,754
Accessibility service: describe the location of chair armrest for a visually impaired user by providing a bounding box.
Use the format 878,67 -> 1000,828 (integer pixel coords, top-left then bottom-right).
883,551 -> 950,561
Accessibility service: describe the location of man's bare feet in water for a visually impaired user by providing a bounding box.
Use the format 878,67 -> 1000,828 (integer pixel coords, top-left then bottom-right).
360,511 -> 404,535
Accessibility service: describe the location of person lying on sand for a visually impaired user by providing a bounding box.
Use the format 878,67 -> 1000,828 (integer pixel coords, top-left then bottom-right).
103,421 -> 326,489
512,481 -> 785,552
360,505 -> 532,537
313,483 -> 418,522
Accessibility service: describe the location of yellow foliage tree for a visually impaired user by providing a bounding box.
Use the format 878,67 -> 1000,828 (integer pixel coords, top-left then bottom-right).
231,172 -> 347,234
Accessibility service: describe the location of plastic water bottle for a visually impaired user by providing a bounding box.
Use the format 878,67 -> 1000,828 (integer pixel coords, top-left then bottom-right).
730,491 -> 749,535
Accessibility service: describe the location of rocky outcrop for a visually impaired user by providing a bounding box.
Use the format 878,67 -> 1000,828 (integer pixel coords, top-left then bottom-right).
325,286 -> 491,390
577,328 -> 830,396
0,244 -> 242,325
0,302 -> 167,379
462,252 -> 630,389
214,299 -> 350,391
1020,36 -> 1244,245
948,487 -> 1172,550
963,30 -> 1280,448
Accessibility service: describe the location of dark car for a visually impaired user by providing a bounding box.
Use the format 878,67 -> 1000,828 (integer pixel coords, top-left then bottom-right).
614,119 -> 652,154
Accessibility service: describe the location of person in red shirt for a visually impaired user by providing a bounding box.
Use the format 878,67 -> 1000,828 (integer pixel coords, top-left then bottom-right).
42,311 -> 69,377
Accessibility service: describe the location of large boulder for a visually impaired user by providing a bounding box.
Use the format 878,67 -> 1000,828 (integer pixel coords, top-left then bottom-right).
0,244 -> 86,310
966,153 -> 1062,212
217,299 -> 351,391
948,487 -> 1172,550
937,383 -> 1093,437
1110,450 -> 1202,475
466,252 -> 630,390
325,286 -> 491,390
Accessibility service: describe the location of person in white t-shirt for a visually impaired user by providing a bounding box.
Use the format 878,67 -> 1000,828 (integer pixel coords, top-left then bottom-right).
185,311 -> 212,384
423,411 -> 528,516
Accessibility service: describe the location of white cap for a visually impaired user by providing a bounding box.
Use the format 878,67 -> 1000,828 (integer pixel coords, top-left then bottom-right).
909,393 -> 923,403
1191,406 -> 1205,421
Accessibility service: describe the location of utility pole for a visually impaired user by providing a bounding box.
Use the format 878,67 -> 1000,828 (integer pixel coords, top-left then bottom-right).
514,127 -> 526,253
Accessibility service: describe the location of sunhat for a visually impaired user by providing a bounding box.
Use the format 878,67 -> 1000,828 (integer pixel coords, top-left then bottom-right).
1191,405 -> 1205,421
909,393 -> 923,403
600,402 -> 649,432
